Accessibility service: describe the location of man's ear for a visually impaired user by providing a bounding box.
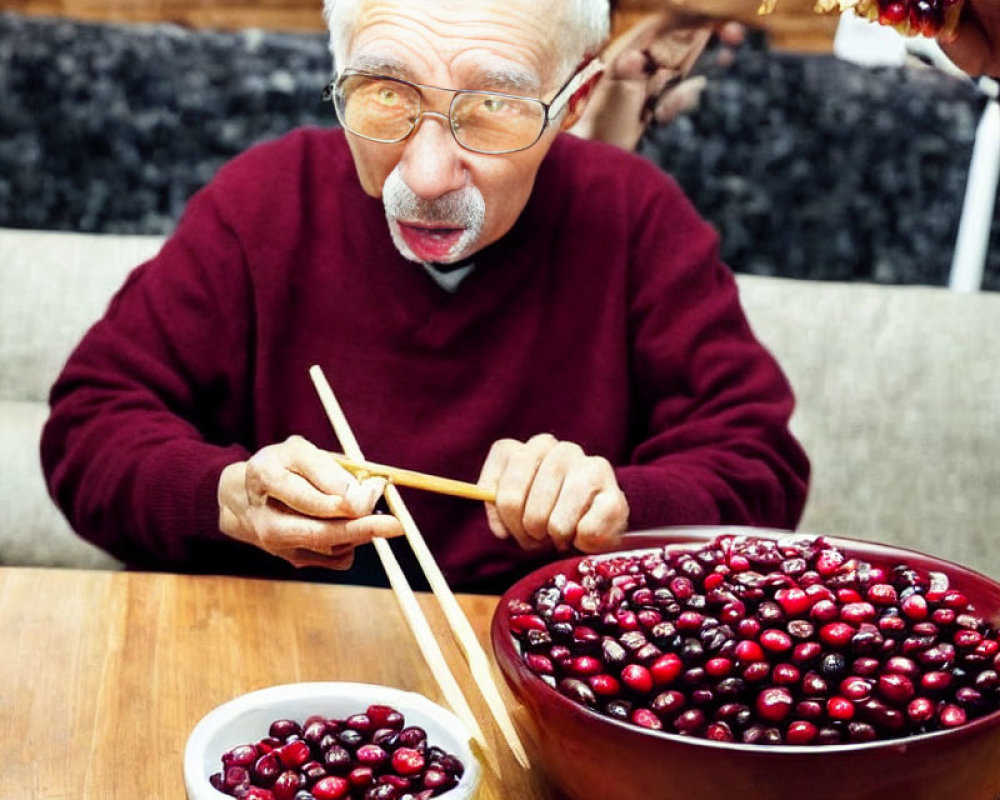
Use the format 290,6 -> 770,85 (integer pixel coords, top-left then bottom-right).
559,67 -> 605,131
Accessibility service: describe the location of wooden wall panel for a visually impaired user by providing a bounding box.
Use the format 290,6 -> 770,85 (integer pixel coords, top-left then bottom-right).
0,0 -> 836,49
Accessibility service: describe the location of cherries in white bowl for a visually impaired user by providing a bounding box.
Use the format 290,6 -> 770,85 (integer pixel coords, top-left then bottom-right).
184,682 -> 480,800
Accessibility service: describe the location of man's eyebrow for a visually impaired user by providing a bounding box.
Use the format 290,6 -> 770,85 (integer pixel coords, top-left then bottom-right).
471,67 -> 541,96
346,54 -> 412,78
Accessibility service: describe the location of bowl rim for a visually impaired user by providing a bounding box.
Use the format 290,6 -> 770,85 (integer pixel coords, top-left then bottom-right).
183,680 -> 481,798
491,525 -> 1000,757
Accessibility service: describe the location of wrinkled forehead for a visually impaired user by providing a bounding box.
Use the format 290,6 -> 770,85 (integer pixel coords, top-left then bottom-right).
343,0 -> 564,92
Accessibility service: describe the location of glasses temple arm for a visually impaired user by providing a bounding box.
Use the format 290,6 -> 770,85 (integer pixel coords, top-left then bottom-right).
548,57 -> 606,121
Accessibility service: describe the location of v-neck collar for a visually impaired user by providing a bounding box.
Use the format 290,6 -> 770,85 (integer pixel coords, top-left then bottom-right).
346,187 -> 541,348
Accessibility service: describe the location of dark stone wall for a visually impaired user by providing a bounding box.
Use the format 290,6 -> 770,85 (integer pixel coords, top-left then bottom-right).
639,40 -> 996,289
2,12 -> 997,289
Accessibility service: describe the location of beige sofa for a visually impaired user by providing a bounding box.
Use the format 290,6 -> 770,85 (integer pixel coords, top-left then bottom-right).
2,227 -> 998,577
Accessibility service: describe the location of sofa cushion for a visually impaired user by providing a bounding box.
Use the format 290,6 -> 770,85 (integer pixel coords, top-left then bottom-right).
0,400 -> 120,568
0,228 -> 165,403
738,274 -> 1000,579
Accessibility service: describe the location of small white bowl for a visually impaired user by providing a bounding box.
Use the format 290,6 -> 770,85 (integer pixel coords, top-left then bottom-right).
184,681 -> 481,799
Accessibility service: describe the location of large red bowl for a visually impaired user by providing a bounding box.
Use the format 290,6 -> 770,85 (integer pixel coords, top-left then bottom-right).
491,527 -> 1000,800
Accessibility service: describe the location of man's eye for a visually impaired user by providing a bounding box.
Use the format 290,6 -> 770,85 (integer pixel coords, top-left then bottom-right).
482,97 -> 505,113
377,88 -> 399,105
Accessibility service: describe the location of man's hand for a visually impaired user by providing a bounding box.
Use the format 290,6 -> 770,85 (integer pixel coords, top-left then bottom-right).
941,0 -> 1000,76
218,435 -> 403,570
478,434 -> 629,554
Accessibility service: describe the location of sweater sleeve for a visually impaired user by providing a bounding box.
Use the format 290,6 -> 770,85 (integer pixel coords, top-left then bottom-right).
615,175 -> 810,532
40,183 -> 255,567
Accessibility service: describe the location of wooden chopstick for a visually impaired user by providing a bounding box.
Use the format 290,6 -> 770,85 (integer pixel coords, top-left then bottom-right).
332,455 -> 497,503
308,366 -> 525,775
377,479 -> 532,770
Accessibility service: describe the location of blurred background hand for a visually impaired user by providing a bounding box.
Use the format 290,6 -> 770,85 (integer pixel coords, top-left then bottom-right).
940,0 -> 1000,76
571,9 -> 746,149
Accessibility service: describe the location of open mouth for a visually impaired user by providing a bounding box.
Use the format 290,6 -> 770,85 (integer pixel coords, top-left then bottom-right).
395,222 -> 466,263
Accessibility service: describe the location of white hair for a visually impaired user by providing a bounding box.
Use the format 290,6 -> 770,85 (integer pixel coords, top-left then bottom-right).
323,0 -> 610,85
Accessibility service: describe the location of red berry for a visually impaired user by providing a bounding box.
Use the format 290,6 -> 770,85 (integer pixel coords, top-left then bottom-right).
827,696 -> 855,721
840,676 -> 873,701
901,594 -> 929,620
621,664 -> 654,694
735,640 -> 766,663
867,583 -> 898,605
760,629 -> 793,653
355,744 -> 388,767
271,771 -> 303,800
878,673 -> 916,705
819,622 -> 855,648
772,663 -> 801,685
570,655 -> 603,676
775,587 -> 812,617
756,687 -> 794,722
525,653 -> 554,675
561,580 -> 585,607
312,776 -> 351,800
728,554 -> 750,571
704,572 -> 725,591
510,614 -> 547,634
588,673 -> 622,696
366,704 -> 404,730
907,696 -> 936,723
792,641 -> 822,664
276,740 -> 311,769
809,600 -> 840,623
743,661 -> 772,683
939,703 -> 968,727
786,720 -> 818,745
737,617 -> 762,639
268,719 -> 302,740
254,752 -> 281,785
840,602 -> 876,624
650,653 -> 684,685
391,747 -> 426,776
705,657 -> 734,678
347,766 -> 373,787
632,707 -> 663,730
706,721 -> 734,741
222,744 -> 258,768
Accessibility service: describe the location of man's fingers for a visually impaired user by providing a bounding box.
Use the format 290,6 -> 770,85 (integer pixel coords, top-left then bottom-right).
493,434 -> 558,545
653,76 -> 707,124
256,508 -> 403,556
523,441 -> 586,541
480,436 -> 628,557
574,490 -> 629,554
246,436 -> 385,518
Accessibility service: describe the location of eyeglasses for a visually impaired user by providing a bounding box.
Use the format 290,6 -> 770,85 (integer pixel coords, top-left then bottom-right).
321,59 -> 604,155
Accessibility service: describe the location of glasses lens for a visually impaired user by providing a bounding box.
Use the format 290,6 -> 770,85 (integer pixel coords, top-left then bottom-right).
450,92 -> 545,153
336,74 -> 419,142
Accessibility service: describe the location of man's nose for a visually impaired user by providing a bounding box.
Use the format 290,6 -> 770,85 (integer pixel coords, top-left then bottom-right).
398,112 -> 468,201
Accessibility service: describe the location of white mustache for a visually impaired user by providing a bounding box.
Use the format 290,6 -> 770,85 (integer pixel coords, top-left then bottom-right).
382,166 -> 485,229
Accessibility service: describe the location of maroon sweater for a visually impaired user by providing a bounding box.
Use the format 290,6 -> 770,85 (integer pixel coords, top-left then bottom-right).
41,128 -> 809,591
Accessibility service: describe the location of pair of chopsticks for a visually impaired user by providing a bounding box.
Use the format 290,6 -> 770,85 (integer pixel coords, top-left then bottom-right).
308,365 -> 529,777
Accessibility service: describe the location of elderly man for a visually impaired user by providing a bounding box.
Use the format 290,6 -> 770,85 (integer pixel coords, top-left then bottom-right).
41,0 -> 809,592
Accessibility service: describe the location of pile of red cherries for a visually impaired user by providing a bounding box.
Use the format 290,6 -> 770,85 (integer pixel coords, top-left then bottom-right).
506,535 -> 1000,746
210,704 -> 466,799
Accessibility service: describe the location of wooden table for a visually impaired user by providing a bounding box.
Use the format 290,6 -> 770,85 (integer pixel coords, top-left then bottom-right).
0,566 -> 551,799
